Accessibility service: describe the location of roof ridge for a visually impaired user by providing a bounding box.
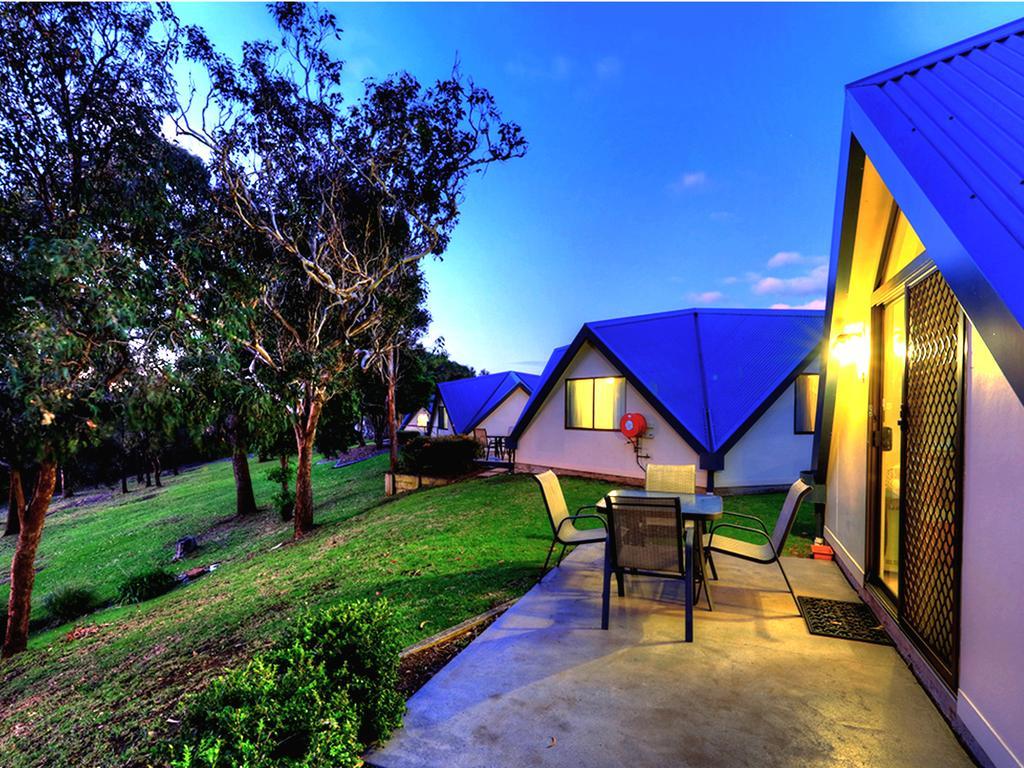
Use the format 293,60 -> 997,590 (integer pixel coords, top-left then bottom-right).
587,306 -> 823,329
848,18 -> 1024,87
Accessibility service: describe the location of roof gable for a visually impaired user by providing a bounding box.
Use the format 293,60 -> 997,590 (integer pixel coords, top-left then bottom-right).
843,19 -> 1024,402
511,308 -> 823,457
437,371 -> 539,434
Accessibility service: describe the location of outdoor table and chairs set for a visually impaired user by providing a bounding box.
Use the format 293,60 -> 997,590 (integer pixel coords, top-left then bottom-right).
535,464 -> 812,642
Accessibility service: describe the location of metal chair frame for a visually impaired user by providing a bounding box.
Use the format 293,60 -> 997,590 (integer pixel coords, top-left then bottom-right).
533,472 -> 607,576
705,480 -> 812,614
601,494 -> 698,641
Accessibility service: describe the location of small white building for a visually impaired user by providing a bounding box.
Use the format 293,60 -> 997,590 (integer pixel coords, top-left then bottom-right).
399,406 -> 432,435
509,307 -> 823,491
430,371 -> 540,438
814,20 -> 1024,768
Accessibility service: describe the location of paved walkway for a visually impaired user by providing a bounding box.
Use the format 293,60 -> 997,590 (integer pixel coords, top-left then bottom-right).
369,544 -> 973,768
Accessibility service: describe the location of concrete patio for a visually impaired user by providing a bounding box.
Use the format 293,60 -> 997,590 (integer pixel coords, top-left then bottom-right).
369,543 -> 973,768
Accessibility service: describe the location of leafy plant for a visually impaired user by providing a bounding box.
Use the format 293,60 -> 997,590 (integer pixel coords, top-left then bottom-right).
43,585 -> 98,626
117,569 -> 179,605
267,459 -> 296,522
397,436 -> 482,477
169,599 -> 404,767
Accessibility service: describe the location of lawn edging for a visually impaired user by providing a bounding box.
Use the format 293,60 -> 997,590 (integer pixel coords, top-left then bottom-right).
400,597 -> 517,659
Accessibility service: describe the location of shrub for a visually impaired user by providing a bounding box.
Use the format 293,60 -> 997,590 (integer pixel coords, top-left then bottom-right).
43,585 -> 98,625
396,430 -> 419,445
169,599 -> 404,767
117,568 -> 178,605
267,459 -> 296,522
397,435 -> 481,477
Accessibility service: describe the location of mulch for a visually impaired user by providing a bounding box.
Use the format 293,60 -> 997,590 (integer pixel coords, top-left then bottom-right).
397,613 -> 501,698
330,445 -> 387,468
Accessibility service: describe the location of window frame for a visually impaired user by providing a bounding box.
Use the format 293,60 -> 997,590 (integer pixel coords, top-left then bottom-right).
563,375 -> 627,431
436,402 -> 448,431
793,373 -> 819,435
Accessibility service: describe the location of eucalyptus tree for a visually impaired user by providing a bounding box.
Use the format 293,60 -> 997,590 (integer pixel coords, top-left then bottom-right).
0,2 -> 185,657
176,3 -> 526,536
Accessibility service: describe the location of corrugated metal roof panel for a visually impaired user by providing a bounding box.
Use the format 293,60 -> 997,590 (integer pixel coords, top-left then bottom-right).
588,311 -> 708,447
437,370 -> 539,434
515,308 -> 824,453
697,311 -> 824,448
849,21 -> 1024,333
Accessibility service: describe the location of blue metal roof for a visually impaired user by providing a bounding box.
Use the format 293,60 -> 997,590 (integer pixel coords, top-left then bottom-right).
436,370 -> 540,434
842,17 -> 1024,401
510,308 -> 823,460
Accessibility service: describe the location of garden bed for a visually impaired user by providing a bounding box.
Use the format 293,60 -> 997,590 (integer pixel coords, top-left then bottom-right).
397,601 -> 512,696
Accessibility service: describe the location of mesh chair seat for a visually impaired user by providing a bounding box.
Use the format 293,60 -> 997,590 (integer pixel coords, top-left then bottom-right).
560,525 -> 607,545
703,533 -> 774,563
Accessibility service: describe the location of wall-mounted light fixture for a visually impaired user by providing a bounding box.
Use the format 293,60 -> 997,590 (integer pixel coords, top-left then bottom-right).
830,322 -> 868,380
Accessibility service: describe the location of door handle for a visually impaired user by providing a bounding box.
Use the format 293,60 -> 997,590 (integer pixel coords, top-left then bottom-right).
880,426 -> 893,452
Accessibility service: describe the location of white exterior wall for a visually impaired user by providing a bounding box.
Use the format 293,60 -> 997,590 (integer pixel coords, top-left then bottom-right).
516,342 -> 815,488
476,388 -> 529,437
825,318 -> 1024,768
515,343 -> 703,484
957,327 -> 1024,768
715,368 -> 817,488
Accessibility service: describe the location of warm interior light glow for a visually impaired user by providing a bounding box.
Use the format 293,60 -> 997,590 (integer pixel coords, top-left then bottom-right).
831,322 -> 869,379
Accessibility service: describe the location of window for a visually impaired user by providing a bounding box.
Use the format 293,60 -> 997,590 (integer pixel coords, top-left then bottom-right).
436,403 -> 447,430
794,374 -> 819,434
565,376 -> 625,430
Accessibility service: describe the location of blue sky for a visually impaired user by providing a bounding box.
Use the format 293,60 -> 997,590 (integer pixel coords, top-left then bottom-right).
173,2 -> 1024,374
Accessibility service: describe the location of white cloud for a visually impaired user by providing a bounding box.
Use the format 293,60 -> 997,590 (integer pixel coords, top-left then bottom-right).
721,276 -> 739,285
669,170 -> 707,192
690,290 -> 723,304
752,264 -> 829,296
594,56 -> 622,79
766,250 -> 803,269
770,299 -> 827,310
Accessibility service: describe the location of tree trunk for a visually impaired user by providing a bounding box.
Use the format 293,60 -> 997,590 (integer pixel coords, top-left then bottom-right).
293,388 -> 325,538
232,442 -> 257,516
4,468 -> 25,537
120,470 -> 129,494
3,459 -> 57,658
278,454 -> 288,494
144,469 -> 152,487
386,349 -> 399,473
152,457 -> 162,488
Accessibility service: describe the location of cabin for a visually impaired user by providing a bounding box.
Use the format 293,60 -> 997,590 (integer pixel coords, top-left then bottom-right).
814,19 -> 1024,768
430,371 -> 541,438
399,406 -> 432,435
509,307 -> 824,491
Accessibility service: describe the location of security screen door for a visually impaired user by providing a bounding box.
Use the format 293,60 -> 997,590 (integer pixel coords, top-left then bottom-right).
871,269 -> 962,689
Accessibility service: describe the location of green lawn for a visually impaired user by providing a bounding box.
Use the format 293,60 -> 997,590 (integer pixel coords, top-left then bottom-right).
0,458 -> 813,767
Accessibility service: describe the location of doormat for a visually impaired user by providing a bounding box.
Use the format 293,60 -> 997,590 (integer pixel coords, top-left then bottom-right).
797,596 -> 893,646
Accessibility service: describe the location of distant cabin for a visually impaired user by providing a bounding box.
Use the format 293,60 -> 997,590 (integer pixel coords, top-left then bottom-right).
400,406 -> 432,434
508,307 -> 824,491
430,371 -> 541,438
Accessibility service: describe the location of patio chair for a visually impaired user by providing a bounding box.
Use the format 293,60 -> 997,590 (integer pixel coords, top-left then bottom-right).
534,470 -> 607,576
645,463 -> 696,494
704,478 -> 812,614
602,494 -> 693,637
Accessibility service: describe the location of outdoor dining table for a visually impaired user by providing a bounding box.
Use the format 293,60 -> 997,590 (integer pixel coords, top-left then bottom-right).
595,489 -> 723,641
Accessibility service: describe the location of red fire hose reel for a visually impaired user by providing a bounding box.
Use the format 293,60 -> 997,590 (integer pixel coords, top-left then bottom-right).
620,412 -> 648,440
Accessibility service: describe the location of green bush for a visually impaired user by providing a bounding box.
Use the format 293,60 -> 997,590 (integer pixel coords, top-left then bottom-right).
397,435 -> 481,477
266,460 -> 296,522
117,568 -> 178,605
43,585 -> 98,625
169,599 -> 404,767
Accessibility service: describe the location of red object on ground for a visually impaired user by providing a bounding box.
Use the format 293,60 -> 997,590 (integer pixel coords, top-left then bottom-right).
812,543 -> 834,561
620,413 -> 647,440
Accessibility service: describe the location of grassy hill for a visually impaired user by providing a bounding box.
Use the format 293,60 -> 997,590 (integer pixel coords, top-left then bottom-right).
0,456 -> 812,767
